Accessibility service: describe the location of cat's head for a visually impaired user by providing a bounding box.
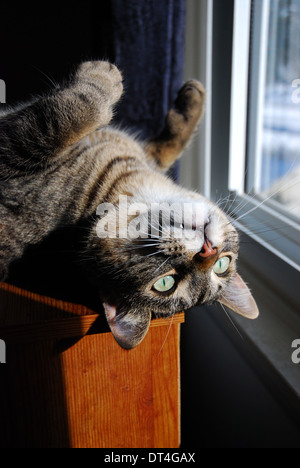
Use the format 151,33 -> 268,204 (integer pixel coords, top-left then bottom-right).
86,192 -> 258,349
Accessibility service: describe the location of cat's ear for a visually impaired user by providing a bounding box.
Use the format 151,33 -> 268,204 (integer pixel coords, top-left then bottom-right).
103,303 -> 152,349
218,273 -> 259,319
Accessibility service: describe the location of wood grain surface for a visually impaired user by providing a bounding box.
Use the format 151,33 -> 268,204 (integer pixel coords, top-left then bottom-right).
0,282 -> 184,448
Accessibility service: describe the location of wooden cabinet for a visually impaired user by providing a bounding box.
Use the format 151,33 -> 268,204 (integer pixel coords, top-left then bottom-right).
0,282 -> 184,448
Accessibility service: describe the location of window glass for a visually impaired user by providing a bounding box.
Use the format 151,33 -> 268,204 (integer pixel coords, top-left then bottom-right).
256,0 -> 300,219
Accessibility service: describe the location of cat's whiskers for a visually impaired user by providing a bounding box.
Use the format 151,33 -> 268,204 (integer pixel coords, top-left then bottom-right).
236,220 -> 300,245
153,256 -> 170,274
219,303 -> 244,341
157,310 -> 176,356
217,192 -> 238,214
147,221 -> 164,237
224,176 -> 299,230
230,154 -> 300,223
146,249 -> 164,258
123,235 -> 161,248
228,194 -> 254,218
133,229 -> 161,239
33,65 -> 58,89
124,242 -> 161,251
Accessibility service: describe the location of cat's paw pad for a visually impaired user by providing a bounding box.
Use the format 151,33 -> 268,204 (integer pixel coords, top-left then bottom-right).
75,61 -> 123,104
174,80 -> 206,119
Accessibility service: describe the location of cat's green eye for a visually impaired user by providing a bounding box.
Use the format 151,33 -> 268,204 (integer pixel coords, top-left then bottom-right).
213,256 -> 231,276
153,275 -> 176,293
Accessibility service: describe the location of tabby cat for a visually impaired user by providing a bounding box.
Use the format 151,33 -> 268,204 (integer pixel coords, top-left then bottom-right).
0,61 -> 258,348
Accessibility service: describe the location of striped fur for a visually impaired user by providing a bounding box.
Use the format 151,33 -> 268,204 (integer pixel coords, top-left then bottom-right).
0,61 -> 258,348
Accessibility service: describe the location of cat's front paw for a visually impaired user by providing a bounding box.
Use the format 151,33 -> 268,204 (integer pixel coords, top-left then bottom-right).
71,61 -> 123,127
174,80 -> 206,122
76,61 -> 123,105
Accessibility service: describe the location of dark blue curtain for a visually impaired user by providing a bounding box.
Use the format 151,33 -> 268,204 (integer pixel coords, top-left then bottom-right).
96,0 -> 186,143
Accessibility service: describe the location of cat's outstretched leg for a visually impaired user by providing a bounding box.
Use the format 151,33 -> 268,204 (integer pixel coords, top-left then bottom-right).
0,61 -> 123,174
145,80 -> 205,171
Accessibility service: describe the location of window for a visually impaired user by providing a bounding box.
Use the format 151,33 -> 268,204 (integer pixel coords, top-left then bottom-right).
182,0 -> 300,411
228,0 -> 300,269
251,0 -> 300,218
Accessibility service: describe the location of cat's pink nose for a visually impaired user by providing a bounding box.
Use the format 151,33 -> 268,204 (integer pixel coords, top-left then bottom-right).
198,238 -> 217,258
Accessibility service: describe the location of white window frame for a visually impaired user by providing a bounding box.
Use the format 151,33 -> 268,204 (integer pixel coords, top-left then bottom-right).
228,0 -> 252,194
